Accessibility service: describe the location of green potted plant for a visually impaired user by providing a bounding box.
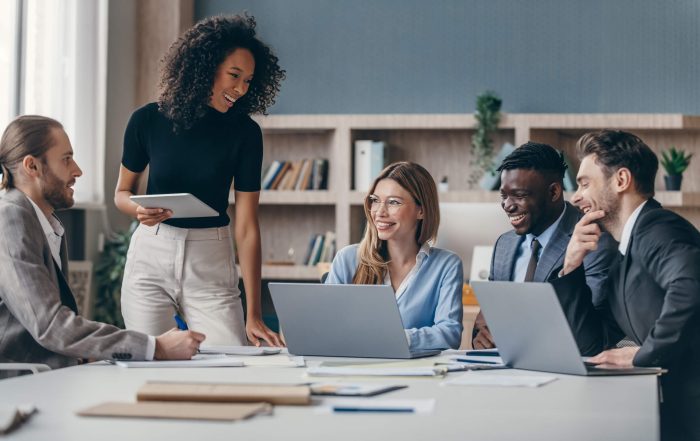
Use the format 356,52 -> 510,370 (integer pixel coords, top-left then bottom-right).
93,221 -> 138,327
469,91 -> 502,187
660,146 -> 693,191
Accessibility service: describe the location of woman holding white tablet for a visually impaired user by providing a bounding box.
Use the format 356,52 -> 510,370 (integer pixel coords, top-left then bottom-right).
114,14 -> 284,347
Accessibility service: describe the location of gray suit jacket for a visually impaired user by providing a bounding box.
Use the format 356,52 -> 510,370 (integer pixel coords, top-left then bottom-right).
0,189 -> 149,372
489,202 -> 617,307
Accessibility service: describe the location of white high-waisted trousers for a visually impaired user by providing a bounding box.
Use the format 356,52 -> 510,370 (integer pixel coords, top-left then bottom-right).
121,222 -> 246,346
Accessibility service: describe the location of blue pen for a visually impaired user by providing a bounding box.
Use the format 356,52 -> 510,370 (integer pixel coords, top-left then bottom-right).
173,313 -> 188,330
333,407 -> 414,413
465,350 -> 500,357
455,358 -> 501,365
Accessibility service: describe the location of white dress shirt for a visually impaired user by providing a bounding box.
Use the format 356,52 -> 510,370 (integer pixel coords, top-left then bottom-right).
618,200 -> 648,256
28,198 -> 64,270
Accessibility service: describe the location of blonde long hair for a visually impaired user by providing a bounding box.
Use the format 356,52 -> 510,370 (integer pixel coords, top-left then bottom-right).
352,162 -> 440,285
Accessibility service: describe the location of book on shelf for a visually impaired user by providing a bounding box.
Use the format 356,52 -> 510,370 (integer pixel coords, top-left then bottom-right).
284,161 -> 303,190
318,231 -> 336,264
262,158 -> 329,191
303,231 -> 336,266
312,158 -> 329,190
261,160 -> 284,189
354,140 -> 386,191
269,161 -> 292,190
308,234 -> 325,266
295,159 -> 312,190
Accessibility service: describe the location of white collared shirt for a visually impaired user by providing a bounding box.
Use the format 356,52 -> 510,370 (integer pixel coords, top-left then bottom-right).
28,197 -> 65,270
384,242 -> 432,300
618,200 -> 648,256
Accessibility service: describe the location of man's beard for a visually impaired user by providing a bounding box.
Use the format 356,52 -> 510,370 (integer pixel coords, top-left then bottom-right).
40,166 -> 73,210
596,185 -> 620,233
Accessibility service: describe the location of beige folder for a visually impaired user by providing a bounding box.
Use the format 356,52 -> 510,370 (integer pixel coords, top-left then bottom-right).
77,401 -> 271,421
137,382 -> 311,406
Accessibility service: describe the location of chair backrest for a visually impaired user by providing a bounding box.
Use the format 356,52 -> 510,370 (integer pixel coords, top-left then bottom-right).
436,203 -> 510,278
67,260 -> 93,316
0,363 -> 51,378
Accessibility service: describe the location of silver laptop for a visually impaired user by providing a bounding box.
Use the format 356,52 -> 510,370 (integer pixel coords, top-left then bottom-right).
471,281 -> 663,376
268,283 -> 441,359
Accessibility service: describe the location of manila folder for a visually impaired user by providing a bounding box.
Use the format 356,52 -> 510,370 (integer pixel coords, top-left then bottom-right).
77,401 -> 271,421
137,382 -> 311,405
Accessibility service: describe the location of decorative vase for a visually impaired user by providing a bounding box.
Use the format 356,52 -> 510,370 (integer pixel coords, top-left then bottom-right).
664,174 -> 683,191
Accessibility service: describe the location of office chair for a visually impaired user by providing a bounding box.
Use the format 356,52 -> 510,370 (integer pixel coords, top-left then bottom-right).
0,363 -> 51,377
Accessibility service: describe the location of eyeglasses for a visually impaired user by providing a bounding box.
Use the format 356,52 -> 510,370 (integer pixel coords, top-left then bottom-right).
366,195 -> 406,214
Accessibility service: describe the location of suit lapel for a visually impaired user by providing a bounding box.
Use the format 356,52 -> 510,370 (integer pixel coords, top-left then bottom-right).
496,233 -> 523,280
618,199 -> 661,319
53,259 -> 78,313
59,234 -> 69,275
5,189 -> 79,314
534,203 -> 577,282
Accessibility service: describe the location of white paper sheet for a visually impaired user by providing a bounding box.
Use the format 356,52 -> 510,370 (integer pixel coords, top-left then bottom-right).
307,366 -> 445,377
442,372 -> 557,387
113,354 -> 244,368
315,398 -> 435,414
242,355 -> 305,367
198,346 -> 282,356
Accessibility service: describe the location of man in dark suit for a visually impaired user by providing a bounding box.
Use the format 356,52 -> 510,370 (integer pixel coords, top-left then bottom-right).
552,130 -> 700,440
0,115 -> 205,377
473,142 -> 617,349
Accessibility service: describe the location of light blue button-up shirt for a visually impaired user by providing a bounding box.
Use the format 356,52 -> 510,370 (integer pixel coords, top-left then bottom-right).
512,205 -> 567,281
325,244 -> 464,351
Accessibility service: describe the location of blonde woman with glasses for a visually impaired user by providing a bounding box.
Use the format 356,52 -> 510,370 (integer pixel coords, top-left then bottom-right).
325,162 -> 463,351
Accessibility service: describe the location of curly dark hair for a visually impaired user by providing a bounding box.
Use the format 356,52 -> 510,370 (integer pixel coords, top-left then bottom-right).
158,14 -> 285,130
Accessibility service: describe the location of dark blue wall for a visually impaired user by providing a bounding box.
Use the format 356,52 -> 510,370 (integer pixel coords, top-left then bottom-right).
196,0 -> 700,114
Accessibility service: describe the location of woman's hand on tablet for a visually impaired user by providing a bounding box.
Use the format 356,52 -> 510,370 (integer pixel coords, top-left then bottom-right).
136,205 -> 172,226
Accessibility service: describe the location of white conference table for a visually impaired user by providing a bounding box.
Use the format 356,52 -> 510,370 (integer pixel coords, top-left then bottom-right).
0,355 -> 659,441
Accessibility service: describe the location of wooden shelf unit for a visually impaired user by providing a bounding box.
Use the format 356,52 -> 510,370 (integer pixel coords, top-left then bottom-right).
236,113 -> 700,276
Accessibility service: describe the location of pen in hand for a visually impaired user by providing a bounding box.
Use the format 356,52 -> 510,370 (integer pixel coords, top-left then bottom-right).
454,358 -> 501,365
173,313 -> 189,330
173,313 -> 201,355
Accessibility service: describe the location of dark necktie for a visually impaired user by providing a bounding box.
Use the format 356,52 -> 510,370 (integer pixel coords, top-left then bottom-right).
524,238 -> 541,282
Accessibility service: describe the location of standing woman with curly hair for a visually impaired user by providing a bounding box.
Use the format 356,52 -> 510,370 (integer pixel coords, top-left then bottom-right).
115,14 -> 284,347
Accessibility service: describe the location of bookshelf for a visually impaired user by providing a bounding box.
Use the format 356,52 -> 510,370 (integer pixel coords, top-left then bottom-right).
228,113 -> 700,280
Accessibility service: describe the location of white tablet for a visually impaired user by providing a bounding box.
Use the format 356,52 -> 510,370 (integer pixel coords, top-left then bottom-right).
129,193 -> 218,219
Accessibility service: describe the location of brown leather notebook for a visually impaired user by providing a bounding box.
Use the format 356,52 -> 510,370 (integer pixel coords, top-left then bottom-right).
77,401 -> 271,421
137,382 -> 311,406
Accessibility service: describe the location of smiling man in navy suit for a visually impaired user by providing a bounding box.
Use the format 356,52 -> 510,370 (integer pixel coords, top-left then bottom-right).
472,142 -> 617,349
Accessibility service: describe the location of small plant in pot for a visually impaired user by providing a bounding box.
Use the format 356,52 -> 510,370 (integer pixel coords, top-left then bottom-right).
660,146 -> 693,191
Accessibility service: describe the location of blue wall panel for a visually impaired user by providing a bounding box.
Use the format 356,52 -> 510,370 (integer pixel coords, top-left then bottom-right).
196,0 -> 700,114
